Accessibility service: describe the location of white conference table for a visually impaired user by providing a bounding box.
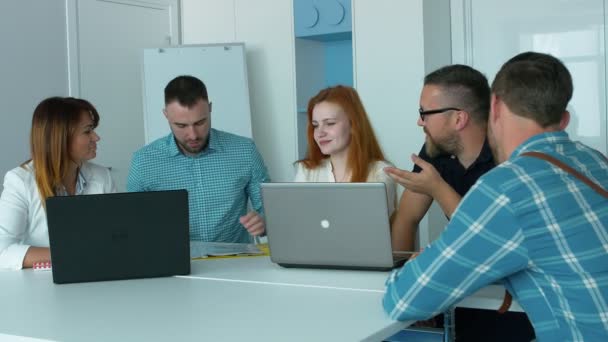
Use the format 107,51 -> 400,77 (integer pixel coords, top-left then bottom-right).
0,256 -> 521,342
187,256 -> 522,312
0,256 -> 412,342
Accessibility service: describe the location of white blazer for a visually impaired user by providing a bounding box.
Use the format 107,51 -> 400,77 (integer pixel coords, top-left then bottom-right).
0,161 -> 115,270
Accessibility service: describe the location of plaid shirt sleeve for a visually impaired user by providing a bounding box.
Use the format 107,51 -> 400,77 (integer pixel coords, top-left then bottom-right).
126,151 -> 144,192
246,141 -> 270,215
383,177 -> 529,321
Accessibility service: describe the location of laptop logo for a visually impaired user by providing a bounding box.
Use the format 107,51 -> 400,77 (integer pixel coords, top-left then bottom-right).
320,219 -> 330,229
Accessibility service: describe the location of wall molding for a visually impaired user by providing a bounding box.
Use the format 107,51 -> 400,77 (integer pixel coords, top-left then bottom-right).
450,0 -> 473,65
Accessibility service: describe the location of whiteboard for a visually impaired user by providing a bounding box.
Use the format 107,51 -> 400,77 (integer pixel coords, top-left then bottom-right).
142,43 -> 252,144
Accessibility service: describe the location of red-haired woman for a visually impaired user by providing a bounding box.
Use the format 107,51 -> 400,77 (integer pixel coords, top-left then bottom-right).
0,97 -> 115,269
295,85 -> 396,215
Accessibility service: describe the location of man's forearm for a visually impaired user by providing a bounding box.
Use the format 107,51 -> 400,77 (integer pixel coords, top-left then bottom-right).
431,181 -> 462,219
391,220 -> 417,252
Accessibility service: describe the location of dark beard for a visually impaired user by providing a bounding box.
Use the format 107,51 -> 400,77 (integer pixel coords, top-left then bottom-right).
425,137 -> 448,158
425,133 -> 460,158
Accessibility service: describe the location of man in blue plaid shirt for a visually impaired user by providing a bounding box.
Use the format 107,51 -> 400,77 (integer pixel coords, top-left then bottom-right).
384,52 -> 608,341
127,75 -> 270,242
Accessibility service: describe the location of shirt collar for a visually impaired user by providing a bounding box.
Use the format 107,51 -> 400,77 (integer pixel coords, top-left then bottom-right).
447,138 -> 494,170
56,168 -> 87,196
510,131 -> 569,159
322,158 -> 335,181
167,133 -> 182,157
167,129 -> 222,158
474,138 -> 494,165
75,170 -> 87,194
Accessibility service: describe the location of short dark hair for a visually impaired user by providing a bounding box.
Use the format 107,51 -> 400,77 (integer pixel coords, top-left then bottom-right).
164,75 -> 208,107
492,52 -> 572,127
424,64 -> 490,124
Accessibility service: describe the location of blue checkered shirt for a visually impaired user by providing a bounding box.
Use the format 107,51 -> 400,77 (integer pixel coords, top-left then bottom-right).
384,131 -> 608,341
127,129 -> 270,242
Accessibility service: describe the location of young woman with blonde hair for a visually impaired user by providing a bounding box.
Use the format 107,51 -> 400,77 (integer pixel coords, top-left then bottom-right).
295,85 -> 396,214
0,97 -> 115,270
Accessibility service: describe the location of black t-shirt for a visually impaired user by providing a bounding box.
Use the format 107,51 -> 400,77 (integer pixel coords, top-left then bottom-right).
413,139 -> 495,196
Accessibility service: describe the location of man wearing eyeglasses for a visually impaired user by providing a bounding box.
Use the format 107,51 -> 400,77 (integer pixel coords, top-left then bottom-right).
386,64 -> 494,258
385,65 -> 534,341
384,52 -> 608,342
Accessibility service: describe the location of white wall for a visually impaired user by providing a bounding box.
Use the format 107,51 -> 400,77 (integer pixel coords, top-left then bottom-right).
0,1 -> 70,191
182,0 -> 298,182
234,1 -> 298,182
451,0 -> 607,155
352,0 -> 426,171
423,0 -> 453,245
353,0 -> 457,246
181,1 -> 235,44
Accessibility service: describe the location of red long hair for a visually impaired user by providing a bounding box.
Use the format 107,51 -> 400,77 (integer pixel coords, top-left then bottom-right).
299,85 -> 386,182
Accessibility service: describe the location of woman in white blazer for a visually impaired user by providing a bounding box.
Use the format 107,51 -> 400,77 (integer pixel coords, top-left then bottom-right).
0,97 -> 115,270
294,85 -> 397,215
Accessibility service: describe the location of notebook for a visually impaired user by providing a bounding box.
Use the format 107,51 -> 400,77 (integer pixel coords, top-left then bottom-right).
261,182 -> 413,271
46,190 -> 190,284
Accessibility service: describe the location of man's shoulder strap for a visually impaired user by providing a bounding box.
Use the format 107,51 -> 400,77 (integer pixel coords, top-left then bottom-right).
521,151 -> 608,198
498,150 -> 607,314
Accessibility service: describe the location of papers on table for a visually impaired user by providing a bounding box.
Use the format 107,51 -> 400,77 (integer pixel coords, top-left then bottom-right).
190,241 -> 264,259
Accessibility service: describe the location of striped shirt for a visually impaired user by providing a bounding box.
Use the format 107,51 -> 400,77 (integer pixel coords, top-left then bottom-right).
383,131 -> 608,341
127,129 -> 270,242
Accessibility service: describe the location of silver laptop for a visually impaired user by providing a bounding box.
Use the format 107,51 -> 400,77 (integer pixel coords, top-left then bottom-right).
261,182 -> 412,271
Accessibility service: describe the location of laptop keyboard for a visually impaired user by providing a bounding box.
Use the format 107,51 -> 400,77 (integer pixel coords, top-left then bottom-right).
392,253 -> 410,264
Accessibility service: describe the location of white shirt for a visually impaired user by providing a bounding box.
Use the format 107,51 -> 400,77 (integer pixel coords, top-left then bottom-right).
0,161 -> 116,270
294,159 -> 397,215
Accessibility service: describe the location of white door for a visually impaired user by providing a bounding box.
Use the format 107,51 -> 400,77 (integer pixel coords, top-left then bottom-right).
74,0 -> 179,191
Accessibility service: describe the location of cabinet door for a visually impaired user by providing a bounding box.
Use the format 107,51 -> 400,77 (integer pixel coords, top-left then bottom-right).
452,0 -> 607,154
294,0 -> 351,40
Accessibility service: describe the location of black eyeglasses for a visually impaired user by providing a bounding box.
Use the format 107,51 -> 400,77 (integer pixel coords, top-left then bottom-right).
419,107 -> 462,120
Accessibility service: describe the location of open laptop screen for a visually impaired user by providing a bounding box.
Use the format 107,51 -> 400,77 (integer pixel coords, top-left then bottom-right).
46,190 -> 190,284
261,182 -> 403,271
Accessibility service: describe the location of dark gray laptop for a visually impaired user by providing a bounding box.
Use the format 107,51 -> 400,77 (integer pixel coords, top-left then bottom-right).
261,182 -> 412,271
46,190 -> 190,284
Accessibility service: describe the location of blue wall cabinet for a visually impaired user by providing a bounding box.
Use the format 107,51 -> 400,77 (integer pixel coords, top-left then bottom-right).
294,0 -> 352,41
293,0 -> 354,159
